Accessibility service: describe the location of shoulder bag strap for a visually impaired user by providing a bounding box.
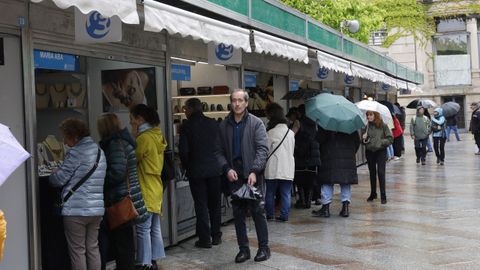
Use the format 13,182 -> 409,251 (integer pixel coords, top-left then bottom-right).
62,148 -> 101,205
267,129 -> 290,160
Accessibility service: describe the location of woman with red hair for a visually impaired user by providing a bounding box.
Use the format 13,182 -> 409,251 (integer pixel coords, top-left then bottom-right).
362,111 -> 393,204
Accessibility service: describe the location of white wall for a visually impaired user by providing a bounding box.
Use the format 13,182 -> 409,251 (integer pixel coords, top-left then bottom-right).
0,36 -> 29,270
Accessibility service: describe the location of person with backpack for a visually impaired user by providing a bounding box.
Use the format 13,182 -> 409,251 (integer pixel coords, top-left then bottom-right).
410,106 -> 431,165
431,108 -> 447,165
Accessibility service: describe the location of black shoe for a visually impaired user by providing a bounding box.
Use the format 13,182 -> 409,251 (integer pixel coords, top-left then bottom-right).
416,158 -> 420,164
135,265 -> 152,270
381,197 -> 387,204
195,240 -> 212,248
436,158 -> 440,164
254,247 -> 271,262
235,249 -> 251,263
421,160 -> 426,165
312,204 -> 330,217
440,160 -> 444,166
367,193 -> 377,202
212,234 -> 222,245
151,260 -> 159,270
275,216 -> 287,222
339,201 -> 349,217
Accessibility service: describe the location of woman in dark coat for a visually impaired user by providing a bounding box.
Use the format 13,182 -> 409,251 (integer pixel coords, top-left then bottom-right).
312,127 -> 360,218
97,113 -> 148,270
293,105 -> 321,209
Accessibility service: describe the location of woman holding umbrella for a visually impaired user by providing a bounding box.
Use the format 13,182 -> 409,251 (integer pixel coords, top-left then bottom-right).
431,108 -> 447,165
362,111 -> 393,204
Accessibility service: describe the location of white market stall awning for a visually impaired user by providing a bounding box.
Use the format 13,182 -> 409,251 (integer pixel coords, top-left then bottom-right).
30,0 -> 139,24
316,50 -> 352,75
143,0 -> 251,52
407,82 -> 422,93
351,62 -> 385,82
252,30 -> 309,63
396,79 -> 408,90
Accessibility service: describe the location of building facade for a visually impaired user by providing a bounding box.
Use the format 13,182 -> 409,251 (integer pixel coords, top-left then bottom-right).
372,1 -> 480,131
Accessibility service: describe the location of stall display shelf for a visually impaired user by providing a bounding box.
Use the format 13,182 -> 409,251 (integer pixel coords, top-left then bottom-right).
173,111 -> 230,116
172,94 -> 230,99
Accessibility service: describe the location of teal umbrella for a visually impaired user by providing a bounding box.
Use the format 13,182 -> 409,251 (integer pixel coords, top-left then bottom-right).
305,93 -> 366,133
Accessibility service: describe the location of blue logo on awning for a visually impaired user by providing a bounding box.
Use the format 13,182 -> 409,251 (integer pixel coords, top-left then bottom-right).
86,12 -> 111,39
215,43 -> 234,60
317,67 -> 329,79
344,75 -> 354,84
381,83 -> 390,91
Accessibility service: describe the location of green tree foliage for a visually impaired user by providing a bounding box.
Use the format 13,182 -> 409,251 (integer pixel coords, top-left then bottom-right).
281,0 -> 386,43
280,0 -> 478,47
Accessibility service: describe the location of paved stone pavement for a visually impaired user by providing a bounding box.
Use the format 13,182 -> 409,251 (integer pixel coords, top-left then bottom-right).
159,137 -> 480,270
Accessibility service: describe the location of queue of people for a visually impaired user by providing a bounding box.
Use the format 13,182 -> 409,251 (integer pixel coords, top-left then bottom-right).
45,90 -> 479,269
49,104 -> 167,270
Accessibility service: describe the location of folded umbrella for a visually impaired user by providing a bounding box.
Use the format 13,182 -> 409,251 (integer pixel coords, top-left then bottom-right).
305,93 -> 366,134
441,102 -> 460,117
231,184 -> 263,201
355,100 -> 393,126
0,123 -> 31,187
406,99 -> 436,109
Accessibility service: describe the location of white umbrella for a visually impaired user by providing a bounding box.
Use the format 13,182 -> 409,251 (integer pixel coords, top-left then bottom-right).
0,123 -> 30,187
355,100 -> 393,126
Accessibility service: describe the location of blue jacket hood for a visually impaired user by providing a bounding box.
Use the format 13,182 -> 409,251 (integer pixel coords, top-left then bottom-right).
434,107 -> 443,117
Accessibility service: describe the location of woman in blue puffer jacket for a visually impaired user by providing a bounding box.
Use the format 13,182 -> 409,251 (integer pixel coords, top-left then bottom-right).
49,118 -> 106,270
97,113 -> 148,270
431,107 -> 447,165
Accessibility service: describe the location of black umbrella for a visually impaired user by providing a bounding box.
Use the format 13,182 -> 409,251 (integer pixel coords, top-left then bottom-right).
231,184 -> 262,201
407,99 -> 437,109
378,100 -> 394,114
281,88 -> 328,100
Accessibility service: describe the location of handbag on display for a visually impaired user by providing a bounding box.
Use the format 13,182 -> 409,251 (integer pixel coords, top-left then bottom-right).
106,173 -> 139,230
179,87 -> 196,96
213,85 -> 229,95
197,86 -> 212,95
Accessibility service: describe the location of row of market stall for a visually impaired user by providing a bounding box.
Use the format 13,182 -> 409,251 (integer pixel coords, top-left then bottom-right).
0,0 -> 422,269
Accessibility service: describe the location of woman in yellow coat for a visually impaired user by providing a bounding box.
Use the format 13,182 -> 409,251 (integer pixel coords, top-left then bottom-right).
130,104 -> 167,270
0,210 -> 5,262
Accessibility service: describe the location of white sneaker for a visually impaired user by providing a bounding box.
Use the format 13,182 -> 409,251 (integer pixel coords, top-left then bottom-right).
393,156 -> 401,161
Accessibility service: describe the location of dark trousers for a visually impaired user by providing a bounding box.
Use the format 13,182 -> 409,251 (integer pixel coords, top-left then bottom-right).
189,176 -> 222,243
433,137 -> 446,161
414,138 -> 428,161
366,149 -> 387,198
474,133 -> 480,151
294,169 -> 316,207
231,198 -> 269,251
110,225 -> 135,270
393,136 -> 403,157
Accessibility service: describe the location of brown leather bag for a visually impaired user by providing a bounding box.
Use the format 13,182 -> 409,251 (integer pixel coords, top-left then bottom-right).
213,85 -> 229,94
106,174 -> 139,230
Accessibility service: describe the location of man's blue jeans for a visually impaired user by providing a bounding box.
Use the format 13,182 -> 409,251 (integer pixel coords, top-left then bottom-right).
136,212 -> 166,266
265,179 -> 293,220
321,184 -> 351,205
446,125 -> 461,141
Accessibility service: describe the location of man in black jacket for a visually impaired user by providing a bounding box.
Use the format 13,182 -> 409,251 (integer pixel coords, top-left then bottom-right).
215,89 -> 270,263
179,98 -> 223,248
470,102 -> 480,155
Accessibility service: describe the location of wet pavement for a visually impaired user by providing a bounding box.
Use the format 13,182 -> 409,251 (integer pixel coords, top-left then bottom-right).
159,136 -> 480,270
